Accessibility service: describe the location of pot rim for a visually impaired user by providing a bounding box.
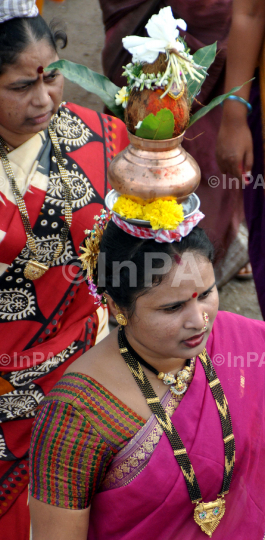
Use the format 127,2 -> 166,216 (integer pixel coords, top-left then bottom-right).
127,130 -> 185,151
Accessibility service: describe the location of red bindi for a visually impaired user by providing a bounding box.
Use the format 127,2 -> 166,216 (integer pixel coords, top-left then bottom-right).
37,66 -> 44,74
174,253 -> 182,265
192,292 -> 198,298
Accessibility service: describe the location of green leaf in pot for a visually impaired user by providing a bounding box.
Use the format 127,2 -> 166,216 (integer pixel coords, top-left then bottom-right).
188,80 -> 252,127
186,42 -> 217,103
45,60 -> 124,120
135,109 -> 175,140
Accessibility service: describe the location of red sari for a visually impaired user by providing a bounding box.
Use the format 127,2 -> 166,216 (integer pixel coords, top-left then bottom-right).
0,102 -> 128,539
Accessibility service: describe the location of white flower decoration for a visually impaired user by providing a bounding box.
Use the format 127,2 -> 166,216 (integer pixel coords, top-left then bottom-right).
115,86 -> 129,108
122,7 -> 187,64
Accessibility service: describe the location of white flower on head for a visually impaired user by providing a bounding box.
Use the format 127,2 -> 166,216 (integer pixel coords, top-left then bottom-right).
122,7 -> 187,64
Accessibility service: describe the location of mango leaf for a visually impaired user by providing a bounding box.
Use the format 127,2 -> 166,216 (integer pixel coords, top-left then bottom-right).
45,60 -> 124,120
136,109 -> 174,140
186,42 -> 217,103
188,81 -> 252,127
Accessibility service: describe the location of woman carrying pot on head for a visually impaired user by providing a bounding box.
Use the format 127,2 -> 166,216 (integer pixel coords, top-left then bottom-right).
0,2 -> 128,538
29,210 -> 265,539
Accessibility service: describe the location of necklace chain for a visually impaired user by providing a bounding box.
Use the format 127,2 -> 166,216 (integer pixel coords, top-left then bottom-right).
0,138 -> 11,153
0,118 -> 72,278
121,326 -> 193,396
118,327 -> 235,536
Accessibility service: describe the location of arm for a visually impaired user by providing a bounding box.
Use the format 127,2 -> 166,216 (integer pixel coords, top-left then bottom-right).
216,0 -> 265,178
29,396 -> 114,540
30,497 -> 90,540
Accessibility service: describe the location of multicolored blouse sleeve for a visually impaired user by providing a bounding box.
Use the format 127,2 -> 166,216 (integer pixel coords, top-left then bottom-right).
29,373 -> 144,509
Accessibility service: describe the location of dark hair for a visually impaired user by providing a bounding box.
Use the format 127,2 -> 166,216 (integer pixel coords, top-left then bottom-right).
0,15 -> 67,74
99,221 -> 214,315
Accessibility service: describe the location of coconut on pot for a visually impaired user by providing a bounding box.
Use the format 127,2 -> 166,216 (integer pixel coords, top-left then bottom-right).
116,7 -> 206,140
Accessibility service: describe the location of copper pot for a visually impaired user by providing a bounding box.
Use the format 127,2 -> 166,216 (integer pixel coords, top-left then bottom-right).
107,131 -> 201,202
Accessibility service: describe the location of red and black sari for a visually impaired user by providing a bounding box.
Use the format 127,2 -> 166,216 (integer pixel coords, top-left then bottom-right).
0,102 -> 128,539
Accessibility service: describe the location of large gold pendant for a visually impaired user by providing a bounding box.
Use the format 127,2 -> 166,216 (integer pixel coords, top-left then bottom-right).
194,497 -> 226,537
24,260 -> 49,280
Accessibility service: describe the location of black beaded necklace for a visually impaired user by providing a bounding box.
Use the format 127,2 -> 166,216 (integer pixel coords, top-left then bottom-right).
118,326 -> 235,537
121,326 -> 193,396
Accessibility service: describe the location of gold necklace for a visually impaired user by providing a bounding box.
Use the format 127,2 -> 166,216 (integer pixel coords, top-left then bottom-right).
0,138 -> 11,153
121,328 -> 194,395
0,124 -> 72,280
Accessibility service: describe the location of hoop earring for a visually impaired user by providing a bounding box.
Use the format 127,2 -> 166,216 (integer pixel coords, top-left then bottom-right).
201,312 -> 209,332
115,305 -> 127,326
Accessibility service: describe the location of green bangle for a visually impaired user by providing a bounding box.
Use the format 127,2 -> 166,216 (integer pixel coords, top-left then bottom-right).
223,95 -> 252,115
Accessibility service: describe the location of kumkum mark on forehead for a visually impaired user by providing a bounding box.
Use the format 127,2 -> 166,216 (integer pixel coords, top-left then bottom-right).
192,292 -> 198,298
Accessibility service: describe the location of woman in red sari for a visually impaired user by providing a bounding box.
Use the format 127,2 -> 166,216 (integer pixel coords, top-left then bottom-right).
0,2 -> 128,539
29,220 -> 265,539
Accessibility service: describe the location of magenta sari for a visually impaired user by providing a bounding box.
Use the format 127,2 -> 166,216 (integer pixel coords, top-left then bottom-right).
88,311 -> 265,539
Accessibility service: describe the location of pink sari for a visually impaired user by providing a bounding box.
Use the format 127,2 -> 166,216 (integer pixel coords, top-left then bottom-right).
88,311 -> 265,539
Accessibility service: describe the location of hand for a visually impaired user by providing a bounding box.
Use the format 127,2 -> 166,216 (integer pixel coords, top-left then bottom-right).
216,116 -> 253,181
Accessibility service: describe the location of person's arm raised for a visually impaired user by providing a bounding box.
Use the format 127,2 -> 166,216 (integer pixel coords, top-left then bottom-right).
216,0 -> 265,179
30,497 -> 90,540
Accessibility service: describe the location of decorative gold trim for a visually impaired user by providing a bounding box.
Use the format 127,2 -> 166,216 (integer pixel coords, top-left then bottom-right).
174,448 -> 187,456
146,397 -> 160,404
209,378 -> 220,388
225,453 -> 235,475
119,348 -> 128,353
223,434 -> 234,444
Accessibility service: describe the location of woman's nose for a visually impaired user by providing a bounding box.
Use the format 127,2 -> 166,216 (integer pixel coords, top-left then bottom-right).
31,82 -> 51,107
183,305 -> 205,331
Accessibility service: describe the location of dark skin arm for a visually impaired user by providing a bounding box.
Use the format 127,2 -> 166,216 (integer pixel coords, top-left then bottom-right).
29,496 -> 90,540
216,0 -> 265,179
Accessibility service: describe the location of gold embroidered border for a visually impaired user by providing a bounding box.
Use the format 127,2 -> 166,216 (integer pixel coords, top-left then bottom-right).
102,358 -> 196,490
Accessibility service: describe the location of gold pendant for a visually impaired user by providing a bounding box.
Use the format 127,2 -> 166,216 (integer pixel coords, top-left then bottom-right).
24,260 -> 49,280
194,497 -> 226,537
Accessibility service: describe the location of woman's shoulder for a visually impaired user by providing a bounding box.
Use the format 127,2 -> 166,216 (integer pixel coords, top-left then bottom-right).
41,370 -> 134,417
40,363 -> 144,432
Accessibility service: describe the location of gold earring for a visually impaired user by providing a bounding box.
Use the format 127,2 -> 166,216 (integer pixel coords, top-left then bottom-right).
115,305 -> 127,326
201,312 -> 209,332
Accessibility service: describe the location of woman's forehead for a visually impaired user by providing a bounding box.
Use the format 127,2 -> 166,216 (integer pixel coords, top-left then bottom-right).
137,257 -> 215,306
0,40 -> 58,81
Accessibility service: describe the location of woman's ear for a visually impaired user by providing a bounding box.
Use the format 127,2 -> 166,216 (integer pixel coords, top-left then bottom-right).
104,294 -> 117,317
104,294 -> 128,322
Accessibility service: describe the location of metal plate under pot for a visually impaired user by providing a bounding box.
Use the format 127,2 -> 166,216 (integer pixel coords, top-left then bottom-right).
105,189 -> 200,228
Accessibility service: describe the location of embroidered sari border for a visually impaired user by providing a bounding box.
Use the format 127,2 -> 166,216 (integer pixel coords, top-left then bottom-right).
101,358 -> 196,492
